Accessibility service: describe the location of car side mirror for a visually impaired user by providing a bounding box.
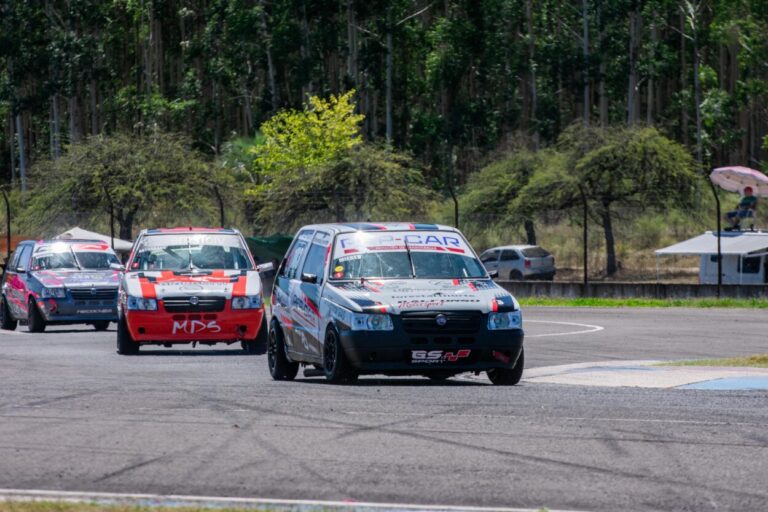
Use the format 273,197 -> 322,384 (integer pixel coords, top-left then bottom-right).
16,266 -> 26,274
487,270 -> 498,279
110,263 -> 126,271
300,273 -> 318,284
256,262 -> 274,273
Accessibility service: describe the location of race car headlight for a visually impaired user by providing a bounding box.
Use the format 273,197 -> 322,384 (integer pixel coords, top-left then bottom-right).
40,287 -> 67,299
350,313 -> 393,331
126,295 -> 158,311
488,311 -> 522,330
232,295 -> 262,309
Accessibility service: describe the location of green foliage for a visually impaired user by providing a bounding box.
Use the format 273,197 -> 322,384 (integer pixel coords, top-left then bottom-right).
21,132 -> 216,238
252,90 -> 364,176
250,144 -> 435,232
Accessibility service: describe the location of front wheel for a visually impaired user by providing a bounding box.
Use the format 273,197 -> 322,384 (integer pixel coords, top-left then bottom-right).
323,327 -> 358,384
0,297 -> 17,331
267,321 -> 298,380
242,316 -> 268,354
487,347 -> 524,386
27,299 -> 47,333
116,316 -> 139,355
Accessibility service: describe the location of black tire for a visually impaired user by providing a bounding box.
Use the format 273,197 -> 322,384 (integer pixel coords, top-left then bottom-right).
242,316 -> 268,354
0,297 -> 17,331
267,320 -> 298,380
92,320 -> 110,331
323,326 -> 358,384
116,316 -> 139,355
27,299 -> 46,333
487,347 -> 524,386
509,270 -> 523,280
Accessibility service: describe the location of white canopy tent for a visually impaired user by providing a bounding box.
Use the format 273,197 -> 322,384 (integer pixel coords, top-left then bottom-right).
655,231 -> 768,284
55,227 -> 133,252
655,231 -> 768,256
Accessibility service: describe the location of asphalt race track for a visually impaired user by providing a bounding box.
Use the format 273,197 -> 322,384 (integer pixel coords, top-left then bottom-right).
1,307 -> 767,512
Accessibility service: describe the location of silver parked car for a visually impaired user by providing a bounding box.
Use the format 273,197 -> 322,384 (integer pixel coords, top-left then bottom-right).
479,245 -> 555,281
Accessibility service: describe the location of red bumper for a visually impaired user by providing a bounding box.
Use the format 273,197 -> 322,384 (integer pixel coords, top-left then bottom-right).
125,306 -> 265,343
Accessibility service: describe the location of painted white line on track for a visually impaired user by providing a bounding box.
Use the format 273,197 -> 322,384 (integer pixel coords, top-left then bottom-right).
0,488 -> 585,512
524,320 -> 604,338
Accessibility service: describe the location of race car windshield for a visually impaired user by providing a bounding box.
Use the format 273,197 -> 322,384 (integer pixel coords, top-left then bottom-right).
130,234 -> 253,271
31,252 -> 79,270
75,252 -> 121,269
330,231 -> 487,280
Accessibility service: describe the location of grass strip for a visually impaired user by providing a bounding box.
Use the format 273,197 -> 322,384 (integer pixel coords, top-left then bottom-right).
657,354 -> 768,368
518,297 -> 768,308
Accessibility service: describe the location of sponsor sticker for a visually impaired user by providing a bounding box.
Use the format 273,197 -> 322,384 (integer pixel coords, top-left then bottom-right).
411,349 -> 471,364
172,319 -> 222,335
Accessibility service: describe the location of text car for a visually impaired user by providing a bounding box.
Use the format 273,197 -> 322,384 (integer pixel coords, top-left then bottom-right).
268,223 -> 524,385
0,239 -> 121,332
116,227 -> 271,355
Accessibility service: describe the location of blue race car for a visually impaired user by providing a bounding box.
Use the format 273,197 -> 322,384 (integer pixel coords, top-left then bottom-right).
1,239 -> 122,332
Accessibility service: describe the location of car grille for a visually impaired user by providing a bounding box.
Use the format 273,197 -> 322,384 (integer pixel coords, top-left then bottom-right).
401,311 -> 482,335
163,296 -> 226,313
70,288 -> 118,301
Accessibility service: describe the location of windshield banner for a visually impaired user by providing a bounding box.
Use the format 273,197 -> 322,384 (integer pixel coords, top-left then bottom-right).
334,231 -> 471,256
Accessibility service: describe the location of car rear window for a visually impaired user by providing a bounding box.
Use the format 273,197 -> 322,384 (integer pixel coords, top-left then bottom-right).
522,247 -> 550,258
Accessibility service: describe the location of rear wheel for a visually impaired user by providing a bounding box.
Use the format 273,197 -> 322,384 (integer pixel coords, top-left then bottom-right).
116,316 -> 139,355
27,299 -> 46,333
509,270 -> 523,280
92,321 -> 110,331
487,347 -> 524,386
242,316 -> 268,354
0,297 -> 17,331
267,321 -> 298,380
323,327 -> 358,384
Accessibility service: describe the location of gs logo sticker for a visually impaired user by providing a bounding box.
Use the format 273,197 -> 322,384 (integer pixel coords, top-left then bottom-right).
411,349 -> 471,364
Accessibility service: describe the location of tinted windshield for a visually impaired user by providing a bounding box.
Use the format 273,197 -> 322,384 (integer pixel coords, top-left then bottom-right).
75,251 -> 120,269
330,231 -> 486,280
130,233 -> 253,271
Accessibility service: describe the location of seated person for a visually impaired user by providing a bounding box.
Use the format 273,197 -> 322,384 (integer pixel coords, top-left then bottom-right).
195,245 -> 229,269
726,186 -> 757,230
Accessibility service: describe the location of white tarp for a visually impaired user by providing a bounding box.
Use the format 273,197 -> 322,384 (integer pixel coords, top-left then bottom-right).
55,227 -> 133,252
655,231 -> 768,256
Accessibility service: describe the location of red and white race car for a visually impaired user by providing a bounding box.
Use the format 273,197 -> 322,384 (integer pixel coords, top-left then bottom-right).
116,227 -> 272,355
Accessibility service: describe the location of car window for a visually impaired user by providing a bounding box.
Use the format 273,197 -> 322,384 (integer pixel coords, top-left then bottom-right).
32,252 -> 79,270
480,250 -> 499,263
522,246 -> 550,258
75,251 -> 121,269
500,250 -> 519,261
301,243 -> 327,283
16,245 -> 32,270
283,230 -> 315,279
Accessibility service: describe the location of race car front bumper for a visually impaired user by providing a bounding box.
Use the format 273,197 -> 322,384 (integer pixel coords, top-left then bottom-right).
338,314 -> 523,374
125,306 -> 265,343
37,297 -> 117,323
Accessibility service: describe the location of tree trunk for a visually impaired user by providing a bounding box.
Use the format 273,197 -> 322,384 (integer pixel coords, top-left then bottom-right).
51,93 -> 61,158
118,209 -> 136,241
15,113 -> 27,193
598,9 -> 608,127
8,114 -> 16,187
680,12 -> 689,146
627,9 -> 640,125
582,0 -> 590,126
346,0 -> 357,86
258,0 -> 279,110
385,28 -> 393,145
525,0 -> 539,149
524,220 -> 536,246
601,203 -> 617,276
